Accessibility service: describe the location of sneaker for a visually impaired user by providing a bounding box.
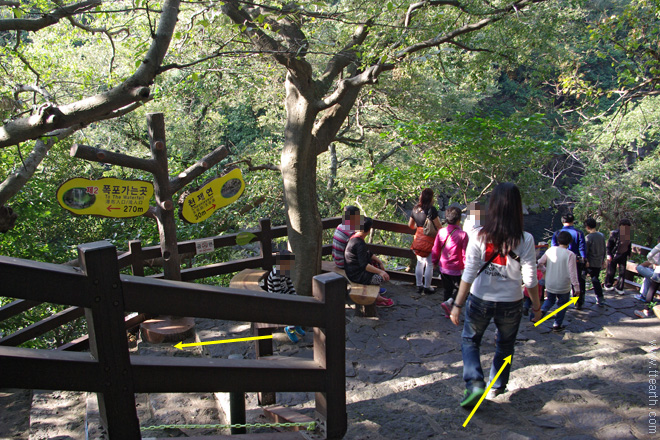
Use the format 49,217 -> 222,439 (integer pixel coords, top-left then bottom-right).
604,285 -> 614,291
376,296 -> 394,307
379,287 -> 387,295
575,303 -> 583,311
597,298 -> 607,306
634,293 -> 648,303
284,326 -> 299,343
487,387 -> 506,399
552,325 -> 565,332
423,287 -> 436,294
441,301 -> 452,317
293,326 -> 306,337
416,286 -> 424,294
615,289 -> 625,295
460,387 -> 485,408
634,309 -> 650,318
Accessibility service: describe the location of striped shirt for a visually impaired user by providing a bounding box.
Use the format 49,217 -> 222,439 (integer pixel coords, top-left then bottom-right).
266,268 -> 296,295
332,223 -> 354,268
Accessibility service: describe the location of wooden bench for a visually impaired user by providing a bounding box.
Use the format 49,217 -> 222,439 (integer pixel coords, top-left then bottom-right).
321,261 -> 379,317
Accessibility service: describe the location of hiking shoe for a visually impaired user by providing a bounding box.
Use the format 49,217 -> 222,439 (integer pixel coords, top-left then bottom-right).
292,326 -> 306,337
604,285 -> 614,291
575,303 -> 583,310
487,387 -> 506,399
634,309 -> 650,318
424,287 -> 436,294
284,326 -> 299,343
379,287 -> 387,295
597,298 -> 607,306
416,286 -> 424,294
460,387 -> 485,408
615,288 -> 625,295
552,325 -> 565,332
522,307 -> 529,316
634,293 -> 648,302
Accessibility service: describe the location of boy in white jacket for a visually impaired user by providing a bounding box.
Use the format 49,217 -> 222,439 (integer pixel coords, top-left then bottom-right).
537,231 -> 580,331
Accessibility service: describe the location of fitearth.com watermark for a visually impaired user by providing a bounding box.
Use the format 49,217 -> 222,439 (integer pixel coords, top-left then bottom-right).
650,339 -> 658,435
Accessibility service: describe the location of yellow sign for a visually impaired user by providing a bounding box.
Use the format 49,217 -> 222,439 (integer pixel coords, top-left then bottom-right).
57,177 -> 154,218
180,168 -> 245,223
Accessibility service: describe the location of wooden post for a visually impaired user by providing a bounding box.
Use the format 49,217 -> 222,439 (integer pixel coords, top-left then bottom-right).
313,273 -> 347,440
128,240 -> 145,277
260,218 -> 274,270
147,112 -> 181,281
78,241 -> 140,440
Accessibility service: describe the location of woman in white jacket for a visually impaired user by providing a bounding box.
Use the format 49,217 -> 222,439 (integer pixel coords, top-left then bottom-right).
450,182 -> 542,408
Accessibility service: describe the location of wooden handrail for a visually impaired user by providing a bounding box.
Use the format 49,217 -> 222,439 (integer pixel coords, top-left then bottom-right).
0,241 -> 348,439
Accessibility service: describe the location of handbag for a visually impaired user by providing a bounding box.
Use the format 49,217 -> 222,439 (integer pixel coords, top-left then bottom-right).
422,209 -> 437,237
411,227 -> 435,257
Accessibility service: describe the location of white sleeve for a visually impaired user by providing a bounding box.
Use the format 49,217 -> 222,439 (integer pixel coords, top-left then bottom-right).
520,233 -> 538,288
461,237 -> 484,284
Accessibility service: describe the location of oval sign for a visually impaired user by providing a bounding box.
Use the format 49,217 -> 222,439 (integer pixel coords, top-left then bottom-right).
56,177 -> 154,218
180,168 -> 246,224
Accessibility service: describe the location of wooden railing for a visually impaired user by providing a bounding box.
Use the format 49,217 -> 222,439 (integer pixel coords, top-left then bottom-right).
0,216 -> 430,352
0,241 -> 347,439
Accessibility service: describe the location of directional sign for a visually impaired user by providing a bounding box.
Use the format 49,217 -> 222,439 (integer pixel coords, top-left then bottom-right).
57,177 -> 154,218
180,168 -> 245,224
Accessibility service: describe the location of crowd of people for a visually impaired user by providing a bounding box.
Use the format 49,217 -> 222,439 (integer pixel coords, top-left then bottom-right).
267,182 -> 658,407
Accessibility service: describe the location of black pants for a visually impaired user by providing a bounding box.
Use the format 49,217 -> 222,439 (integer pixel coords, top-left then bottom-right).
604,257 -> 627,291
441,273 -> 461,301
584,266 -> 603,305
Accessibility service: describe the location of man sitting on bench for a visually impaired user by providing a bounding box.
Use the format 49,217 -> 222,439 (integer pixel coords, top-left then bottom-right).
344,216 -> 394,308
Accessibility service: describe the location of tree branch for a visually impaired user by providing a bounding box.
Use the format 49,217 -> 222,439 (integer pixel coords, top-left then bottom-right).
0,0 -> 180,149
0,126 -> 76,206
170,146 -> 230,193
220,0 -> 313,81
395,0 -> 547,60
224,158 -> 281,172
0,0 -> 101,32
70,143 -> 158,174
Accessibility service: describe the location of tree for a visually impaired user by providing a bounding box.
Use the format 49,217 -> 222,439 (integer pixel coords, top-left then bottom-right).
0,0 -> 559,296
217,0 -> 553,294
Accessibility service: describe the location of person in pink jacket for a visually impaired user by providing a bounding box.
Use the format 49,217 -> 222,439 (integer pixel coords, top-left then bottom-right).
432,206 -> 469,317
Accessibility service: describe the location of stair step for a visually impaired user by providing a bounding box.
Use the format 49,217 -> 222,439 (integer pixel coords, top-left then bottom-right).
29,390 -> 86,440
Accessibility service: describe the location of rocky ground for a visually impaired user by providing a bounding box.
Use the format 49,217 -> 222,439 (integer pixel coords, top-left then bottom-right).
1,281 -> 659,439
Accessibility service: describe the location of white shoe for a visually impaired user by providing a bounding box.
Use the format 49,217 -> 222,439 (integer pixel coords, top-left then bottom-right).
634,309 -> 650,318
604,286 -> 614,291
615,289 -> 625,295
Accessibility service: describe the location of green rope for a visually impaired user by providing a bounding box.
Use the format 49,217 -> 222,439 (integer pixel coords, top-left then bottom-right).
140,421 -> 316,431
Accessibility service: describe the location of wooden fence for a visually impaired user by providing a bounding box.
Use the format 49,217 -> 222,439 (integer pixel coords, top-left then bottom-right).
0,241 -> 347,439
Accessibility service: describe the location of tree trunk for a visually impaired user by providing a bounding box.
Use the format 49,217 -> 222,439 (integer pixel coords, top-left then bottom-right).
282,74 -> 322,296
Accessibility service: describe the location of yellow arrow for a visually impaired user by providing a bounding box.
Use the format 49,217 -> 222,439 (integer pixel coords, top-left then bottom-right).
463,355 -> 512,428
533,296 -> 579,327
174,335 -> 273,350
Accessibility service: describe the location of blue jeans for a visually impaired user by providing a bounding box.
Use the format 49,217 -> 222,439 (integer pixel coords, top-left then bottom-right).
461,295 -> 523,391
541,291 -> 571,327
636,264 -> 655,298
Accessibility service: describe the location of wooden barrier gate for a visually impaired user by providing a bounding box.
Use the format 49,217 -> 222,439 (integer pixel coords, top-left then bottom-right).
0,241 -> 347,439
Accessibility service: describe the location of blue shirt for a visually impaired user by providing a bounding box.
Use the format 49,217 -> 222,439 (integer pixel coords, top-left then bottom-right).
551,225 -> 586,259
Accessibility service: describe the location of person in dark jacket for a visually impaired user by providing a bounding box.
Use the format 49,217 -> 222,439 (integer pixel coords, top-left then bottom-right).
344,216 -> 394,307
604,219 -> 632,295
